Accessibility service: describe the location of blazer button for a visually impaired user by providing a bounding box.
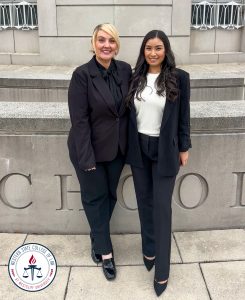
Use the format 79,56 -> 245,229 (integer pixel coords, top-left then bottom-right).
116,118 -> 119,122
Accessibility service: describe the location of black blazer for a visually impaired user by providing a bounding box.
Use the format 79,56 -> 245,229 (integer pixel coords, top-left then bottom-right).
67,57 -> 132,170
126,68 -> 192,177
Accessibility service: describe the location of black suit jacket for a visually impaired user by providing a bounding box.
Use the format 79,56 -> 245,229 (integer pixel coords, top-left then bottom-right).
68,57 -> 132,170
126,68 -> 192,177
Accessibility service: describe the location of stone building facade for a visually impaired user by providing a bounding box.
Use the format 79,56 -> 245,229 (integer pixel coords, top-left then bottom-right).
0,0 -> 245,66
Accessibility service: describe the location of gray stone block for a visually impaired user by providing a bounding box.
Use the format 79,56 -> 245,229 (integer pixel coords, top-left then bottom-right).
0,65 -> 73,82
191,87 -> 243,101
0,87 -> 68,102
190,30 -> 215,53
0,30 -> 14,53
57,6 -> 114,36
0,54 -> 11,64
57,0 -> 172,3
115,0 -> 172,3
189,53 -> 219,64
25,234 -> 94,266
11,54 -> 41,66
180,63 -> 245,79
0,233 -> 26,265
172,0 -> 192,36
24,234 -> 181,266
174,229 -> 245,263
241,27 -> 245,52
117,37 -> 142,66
215,29 -> 242,53
115,6 -> 172,36
190,78 -> 244,101
190,78 -> 244,87
66,264 -> 209,299
13,30 -> 39,54
201,261 -> 245,300
39,37 -> 91,65
218,52 -> 245,64
170,37 -> 190,64
56,0 -> 113,4
37,0 -> 57,36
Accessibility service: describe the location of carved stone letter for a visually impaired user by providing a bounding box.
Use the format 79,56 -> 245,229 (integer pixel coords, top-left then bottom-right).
55,175 -> 74,211
173,173 -> 209,209
55,174 -> 84,211
230,172 -> 245,208
0,173 -> 32,209
117,174 -> 138,211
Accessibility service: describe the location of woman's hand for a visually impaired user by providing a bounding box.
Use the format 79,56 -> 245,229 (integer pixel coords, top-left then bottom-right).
84,167 -> 96,171
179,151 -> 189,166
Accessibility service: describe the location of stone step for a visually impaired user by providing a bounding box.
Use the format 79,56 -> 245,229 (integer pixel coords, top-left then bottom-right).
0,100 -> 244,134
0,63 -> 245,102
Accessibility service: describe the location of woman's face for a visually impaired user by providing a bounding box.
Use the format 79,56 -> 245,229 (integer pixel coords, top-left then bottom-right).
94,30 -> 118,64
144,37 -> 165,71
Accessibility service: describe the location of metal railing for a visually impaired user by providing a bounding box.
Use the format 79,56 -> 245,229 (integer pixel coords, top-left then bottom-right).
191,1 -> 245,30
0,1 -> 38,30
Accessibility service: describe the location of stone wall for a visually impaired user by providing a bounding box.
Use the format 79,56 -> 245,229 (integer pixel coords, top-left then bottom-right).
0,101 -> 244,234
0,0 -> 244,65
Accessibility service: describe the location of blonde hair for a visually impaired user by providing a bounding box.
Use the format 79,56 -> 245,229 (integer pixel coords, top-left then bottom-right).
91,23 -> 120,54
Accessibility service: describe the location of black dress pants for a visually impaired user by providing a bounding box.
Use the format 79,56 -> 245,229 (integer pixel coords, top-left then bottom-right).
70,150 -> 124,255
131,133 -> 176,281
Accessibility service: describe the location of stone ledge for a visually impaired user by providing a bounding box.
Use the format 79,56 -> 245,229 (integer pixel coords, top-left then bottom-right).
0,63 -> 245,88
0,101 -> 244,134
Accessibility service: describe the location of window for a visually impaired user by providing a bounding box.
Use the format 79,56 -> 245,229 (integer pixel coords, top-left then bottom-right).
191,1 -> 245,30
0,1 -> 38,30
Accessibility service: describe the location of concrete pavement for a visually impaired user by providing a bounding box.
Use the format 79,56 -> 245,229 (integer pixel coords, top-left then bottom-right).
0,229 -> 245,299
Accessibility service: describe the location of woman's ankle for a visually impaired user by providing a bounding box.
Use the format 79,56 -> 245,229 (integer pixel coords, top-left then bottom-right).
155,278 -> 168,284
144,255 -> 155,260
102,253 -> 112,260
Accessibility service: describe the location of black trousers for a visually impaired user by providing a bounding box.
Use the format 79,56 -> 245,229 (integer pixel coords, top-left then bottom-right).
131,133 -> 176,281
70,150 -> 124,254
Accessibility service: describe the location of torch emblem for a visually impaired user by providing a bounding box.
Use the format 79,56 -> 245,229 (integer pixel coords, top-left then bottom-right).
23,254 -> 43,281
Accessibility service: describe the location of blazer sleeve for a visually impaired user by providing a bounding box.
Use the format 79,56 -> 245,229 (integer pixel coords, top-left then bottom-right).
68,70 -> 96,170
178,71 -> 192,152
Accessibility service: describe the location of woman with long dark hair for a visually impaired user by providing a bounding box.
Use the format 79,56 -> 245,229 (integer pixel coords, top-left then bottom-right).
126,30 -> 191,296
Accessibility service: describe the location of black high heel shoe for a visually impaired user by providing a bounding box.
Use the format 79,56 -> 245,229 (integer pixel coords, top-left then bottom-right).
143,255 -> 155,271
154,279 -> 168,297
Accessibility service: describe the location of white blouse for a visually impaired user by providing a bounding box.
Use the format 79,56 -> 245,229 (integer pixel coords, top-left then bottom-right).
134,73 -> 166,137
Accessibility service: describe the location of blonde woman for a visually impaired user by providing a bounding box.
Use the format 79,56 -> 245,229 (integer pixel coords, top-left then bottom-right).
67,24 -> 132,280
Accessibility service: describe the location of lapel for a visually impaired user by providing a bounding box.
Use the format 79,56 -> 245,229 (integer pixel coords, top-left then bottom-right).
160,98 -> 175,131
114,60 -> 128,115
88,57 -> 118,116
130,100 -> 138,129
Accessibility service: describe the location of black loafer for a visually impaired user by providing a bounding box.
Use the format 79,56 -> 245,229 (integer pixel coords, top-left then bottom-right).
102,258 -> 116,280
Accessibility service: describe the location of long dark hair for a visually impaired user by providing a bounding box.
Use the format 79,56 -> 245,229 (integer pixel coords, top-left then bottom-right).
126,30 -> 179,106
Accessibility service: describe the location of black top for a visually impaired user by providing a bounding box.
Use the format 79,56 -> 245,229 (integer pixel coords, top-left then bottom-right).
94,56 -> 123,112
